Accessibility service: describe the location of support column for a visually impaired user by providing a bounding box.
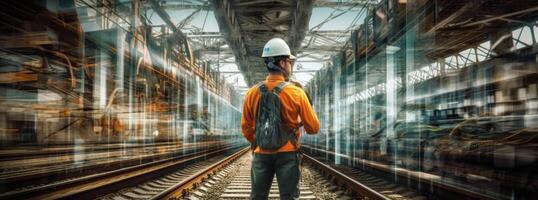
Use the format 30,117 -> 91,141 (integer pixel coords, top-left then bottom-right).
385,46 -> 400,139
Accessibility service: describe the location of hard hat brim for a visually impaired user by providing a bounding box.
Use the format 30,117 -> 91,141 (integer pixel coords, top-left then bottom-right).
289,54 -> 296,60
260,54 -> 296,59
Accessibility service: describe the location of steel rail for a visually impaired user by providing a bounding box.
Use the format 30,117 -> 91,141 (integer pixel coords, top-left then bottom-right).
0,141 -> 214,160
0,142 -> 226,187
151,147 -> 251,199
0,144 -> 244,200
303,146 -> 497,200
302,153 -> 391,200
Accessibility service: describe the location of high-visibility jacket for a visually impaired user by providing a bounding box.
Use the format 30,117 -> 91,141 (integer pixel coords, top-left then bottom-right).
241,74 -> 320,154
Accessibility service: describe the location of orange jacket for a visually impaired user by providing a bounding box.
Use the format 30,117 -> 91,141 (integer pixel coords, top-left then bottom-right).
241,74 -> 320,154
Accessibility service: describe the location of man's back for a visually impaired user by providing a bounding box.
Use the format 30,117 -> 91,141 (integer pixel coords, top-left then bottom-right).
243,38 -> 319,200
241,74 -> 320,153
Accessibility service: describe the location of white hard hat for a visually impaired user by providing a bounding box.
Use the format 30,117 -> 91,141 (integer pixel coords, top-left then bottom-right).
261,38 -> 296,59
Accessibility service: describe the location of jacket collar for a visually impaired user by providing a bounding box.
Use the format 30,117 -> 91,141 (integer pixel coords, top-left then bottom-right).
266,74 -> 285,82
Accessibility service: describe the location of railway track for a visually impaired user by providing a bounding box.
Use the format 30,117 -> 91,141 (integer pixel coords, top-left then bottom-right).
302,145 -> 498,200
0,141 -> 184,161
302,153 -> 420,200
183,152 -> 319,199
153,148 -> 426,200
0,143 -> 500,200
164,150 -> 373,200
98,153 -> 240,200
0,141 -> 227,192
0,144 -> 245,200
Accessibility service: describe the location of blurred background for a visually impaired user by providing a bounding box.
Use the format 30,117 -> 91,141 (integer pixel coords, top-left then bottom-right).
0,0 -> 537,199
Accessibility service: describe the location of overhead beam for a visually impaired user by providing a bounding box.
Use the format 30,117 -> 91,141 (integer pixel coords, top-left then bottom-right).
289,0 -> 314,55
315,0 -> 375,7
462,6 -> 538,28
186,32 -> 222,38
146,3 -> 209,10
210,0 -> 252,84
426,2 -> 473,34
148,0 -> 185,37
236,0 -> 286,6
310,30 -> 352,36
144,0 -> 374,10
148,0 -> 192,60
300,46 -> 342,52
235,5 -> 293,12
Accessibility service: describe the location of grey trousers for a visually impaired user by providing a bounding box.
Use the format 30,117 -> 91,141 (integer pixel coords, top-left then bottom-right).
250,152 -> 300,200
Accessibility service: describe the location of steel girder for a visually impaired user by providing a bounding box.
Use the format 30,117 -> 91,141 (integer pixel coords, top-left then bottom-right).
210,0 -> 314,85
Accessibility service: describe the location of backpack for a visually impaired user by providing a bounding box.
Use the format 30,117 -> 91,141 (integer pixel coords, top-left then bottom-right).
253,81 -> 296,151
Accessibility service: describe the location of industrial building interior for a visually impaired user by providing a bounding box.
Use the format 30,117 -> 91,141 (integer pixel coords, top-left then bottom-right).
0,0 -> 537,199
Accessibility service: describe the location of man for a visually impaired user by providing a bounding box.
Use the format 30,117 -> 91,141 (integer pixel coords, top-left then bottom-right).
241,38 -> 320,200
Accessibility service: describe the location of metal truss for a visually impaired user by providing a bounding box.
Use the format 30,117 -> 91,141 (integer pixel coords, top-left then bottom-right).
511,21 -> 538,51
302,30 -> 351,53
346,38 -> 500,105
98,0 -> 379,88
318,0 -> 538,108
408,62 -> 441,85
142,0 -> 376,10
189,29 -> 353,67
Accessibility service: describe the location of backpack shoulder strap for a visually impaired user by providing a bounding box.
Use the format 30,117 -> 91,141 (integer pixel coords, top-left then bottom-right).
256,82 -> 267,93
272,81 -> 289,94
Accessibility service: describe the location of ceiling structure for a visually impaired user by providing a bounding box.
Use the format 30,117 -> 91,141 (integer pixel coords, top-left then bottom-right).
126,0 -> 379,93
116,0 -> 536,94
210,0 -> 312,85
206,0 -> 377,87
